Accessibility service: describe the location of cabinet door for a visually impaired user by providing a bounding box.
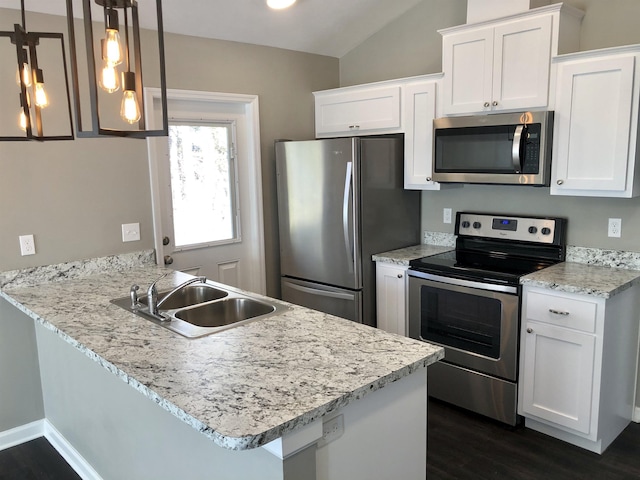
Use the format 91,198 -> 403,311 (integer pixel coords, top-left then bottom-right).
375,263 -> 407,336
403,81 -> 441,190
551,54 -> 636,196
520,320 -> 596,434
492,15 -> 552,111
442,27 -> 494,115
314,86 -> 401,137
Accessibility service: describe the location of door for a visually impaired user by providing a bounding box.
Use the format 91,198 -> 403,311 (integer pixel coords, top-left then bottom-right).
375,263 -> 407,335
276,138 -> 360,289
520,320 -> 596,434
145,89 -> 266,294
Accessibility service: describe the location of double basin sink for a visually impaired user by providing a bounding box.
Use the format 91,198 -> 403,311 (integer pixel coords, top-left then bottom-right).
111,280 -> 289,338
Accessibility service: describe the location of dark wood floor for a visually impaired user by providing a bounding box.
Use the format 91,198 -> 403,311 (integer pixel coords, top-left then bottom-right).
0,437 -> 79,480
428,398 -> 640,480
2,404 -> 640,480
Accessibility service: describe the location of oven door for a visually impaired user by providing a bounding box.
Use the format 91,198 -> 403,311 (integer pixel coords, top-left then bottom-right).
408,271 -> 520,381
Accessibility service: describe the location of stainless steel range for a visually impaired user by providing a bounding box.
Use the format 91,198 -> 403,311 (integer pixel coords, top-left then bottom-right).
408,212 -> 567,425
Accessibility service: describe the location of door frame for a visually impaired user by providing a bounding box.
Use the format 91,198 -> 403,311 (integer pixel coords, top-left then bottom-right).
144,88 -> 266,294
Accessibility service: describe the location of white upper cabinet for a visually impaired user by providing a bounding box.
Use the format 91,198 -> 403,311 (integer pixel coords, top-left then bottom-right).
314,74 -> 450,191
551,46 -> 640,197
440,4 -> 583,115
314,85 -> 401,137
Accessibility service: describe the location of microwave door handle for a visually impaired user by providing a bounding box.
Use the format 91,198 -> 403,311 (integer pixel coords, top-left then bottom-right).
512,125 -> 526,172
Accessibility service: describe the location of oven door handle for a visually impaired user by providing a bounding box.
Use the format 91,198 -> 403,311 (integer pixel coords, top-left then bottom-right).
408,270 -> 518,294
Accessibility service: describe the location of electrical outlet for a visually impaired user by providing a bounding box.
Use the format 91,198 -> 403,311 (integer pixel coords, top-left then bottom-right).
122,223 -> 141,242
608,218 -> 622,238
19,234 -> 36,256
443,208 -> 452,224
317,414 -> 344,447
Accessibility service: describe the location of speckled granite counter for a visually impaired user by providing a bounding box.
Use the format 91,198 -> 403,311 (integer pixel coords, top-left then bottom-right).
521,262 -> 640,299
372,244 -> 452,265
0,262 -> 443,451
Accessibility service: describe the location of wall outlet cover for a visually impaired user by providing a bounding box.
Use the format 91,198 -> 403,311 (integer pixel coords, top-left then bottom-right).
19,234 -> 36,256
608,218 -> 622,238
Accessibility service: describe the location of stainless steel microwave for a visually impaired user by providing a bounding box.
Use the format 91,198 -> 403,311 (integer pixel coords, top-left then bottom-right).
432,111 -> 553,186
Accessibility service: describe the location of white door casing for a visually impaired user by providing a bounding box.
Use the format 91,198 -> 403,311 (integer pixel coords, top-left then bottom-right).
145,88 -> 266,295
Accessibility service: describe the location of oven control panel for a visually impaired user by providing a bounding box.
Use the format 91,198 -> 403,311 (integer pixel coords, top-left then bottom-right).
456,212 -> 564,244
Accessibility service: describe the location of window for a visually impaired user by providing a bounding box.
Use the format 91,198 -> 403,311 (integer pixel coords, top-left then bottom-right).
167,121 -> 239,249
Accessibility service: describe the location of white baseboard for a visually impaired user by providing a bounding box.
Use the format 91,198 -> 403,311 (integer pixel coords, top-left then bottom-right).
633,406 -> 640,423
0,420 -> 44,451
43,420 -> 102,480
0,420 -> 101,480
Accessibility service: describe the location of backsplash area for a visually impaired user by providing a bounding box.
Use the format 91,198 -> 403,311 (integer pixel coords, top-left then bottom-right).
423,231 -> 640,271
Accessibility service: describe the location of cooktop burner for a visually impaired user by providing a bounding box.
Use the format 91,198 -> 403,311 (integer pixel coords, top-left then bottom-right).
409,212 -> 567,286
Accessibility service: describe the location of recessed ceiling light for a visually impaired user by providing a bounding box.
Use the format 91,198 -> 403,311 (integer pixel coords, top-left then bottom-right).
267,0 -> 296,9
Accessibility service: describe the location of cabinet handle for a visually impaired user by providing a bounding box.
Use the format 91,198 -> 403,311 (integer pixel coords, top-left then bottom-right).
426,177 -> 432,182
483,102 -> 490,108
492,101 -> 498,106
526,328 -> 533,333
348,125 -> 360,129
549,308 -> 570,316
557,179 -> 564,185
397,274 -> 403,279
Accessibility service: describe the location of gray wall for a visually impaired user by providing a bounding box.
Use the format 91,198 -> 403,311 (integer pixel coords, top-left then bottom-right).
0,8 -> 339,298
0,297 -> 44,432
339,0 -> 640,251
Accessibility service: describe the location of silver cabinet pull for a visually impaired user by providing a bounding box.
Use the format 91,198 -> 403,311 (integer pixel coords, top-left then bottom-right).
557,179 -> 564,185
483,102 -> 490,108
526,328 -> 533,333
492,101 -> 499,106
348,125 -> 360,129
397,274 -> 403,279
549,308 -> 570,316
426,177 -> 432,182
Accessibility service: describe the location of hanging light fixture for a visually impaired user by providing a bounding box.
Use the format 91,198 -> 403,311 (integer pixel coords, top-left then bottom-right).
0,0 -> 74,141
66,0 -> 168,138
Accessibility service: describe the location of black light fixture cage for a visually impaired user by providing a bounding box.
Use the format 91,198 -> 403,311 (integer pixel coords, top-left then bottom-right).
0,5 -> 75,141
65,0 -> 168,138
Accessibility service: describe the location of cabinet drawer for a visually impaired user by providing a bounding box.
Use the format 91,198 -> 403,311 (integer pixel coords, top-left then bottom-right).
525,291 -> 597,333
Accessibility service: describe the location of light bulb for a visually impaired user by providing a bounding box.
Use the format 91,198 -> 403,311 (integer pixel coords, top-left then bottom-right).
19,109 -> 28,132
104,9 -> 123,66
267,0 -> 296,9
99,64 -> 120,93
33,69 -> 49,108
16,62 -> 32,87
121,90 -> 141,124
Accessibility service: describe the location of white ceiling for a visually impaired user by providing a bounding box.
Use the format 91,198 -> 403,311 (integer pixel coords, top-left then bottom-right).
0,0 -> 425,58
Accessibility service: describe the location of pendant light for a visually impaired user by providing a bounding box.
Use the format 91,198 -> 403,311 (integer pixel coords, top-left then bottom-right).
0,0 -> 74,141
66,0 -> 168,138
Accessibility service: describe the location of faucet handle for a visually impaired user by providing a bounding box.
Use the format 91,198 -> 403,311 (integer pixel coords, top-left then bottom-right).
130,284 -> 140,309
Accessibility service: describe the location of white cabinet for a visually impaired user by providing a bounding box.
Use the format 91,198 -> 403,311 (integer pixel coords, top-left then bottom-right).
375,263 -> 408,336
551,46 -> 640,197
314,74 -> 449,191
439,4 -> 583,115
518,286 -> 640,453
314,85 -> 401,137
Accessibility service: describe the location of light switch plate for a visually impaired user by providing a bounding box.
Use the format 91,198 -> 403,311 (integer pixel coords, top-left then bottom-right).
122,223 -> 141,242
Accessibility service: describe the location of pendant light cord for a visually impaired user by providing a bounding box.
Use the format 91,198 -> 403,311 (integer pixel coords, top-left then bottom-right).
20,0 -> 26,29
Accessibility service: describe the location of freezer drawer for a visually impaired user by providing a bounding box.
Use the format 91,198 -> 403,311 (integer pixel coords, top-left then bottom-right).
281,277 -> 362,323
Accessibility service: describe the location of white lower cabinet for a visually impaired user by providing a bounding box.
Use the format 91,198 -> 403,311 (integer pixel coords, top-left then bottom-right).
518,285 -> 640,453
375,262 -> 408,336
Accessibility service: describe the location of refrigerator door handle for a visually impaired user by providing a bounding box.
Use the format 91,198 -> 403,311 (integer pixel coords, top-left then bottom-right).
343,161 -> 354,272
285,281 -> 355,301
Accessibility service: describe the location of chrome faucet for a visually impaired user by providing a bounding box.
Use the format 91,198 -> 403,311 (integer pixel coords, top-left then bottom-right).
146,274 -> 207,318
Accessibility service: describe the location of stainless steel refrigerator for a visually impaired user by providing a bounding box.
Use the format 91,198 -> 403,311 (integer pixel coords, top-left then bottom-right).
276,134 -> 420,326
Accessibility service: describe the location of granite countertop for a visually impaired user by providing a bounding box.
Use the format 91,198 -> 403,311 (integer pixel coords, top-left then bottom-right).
0,264 -> 443,451
521,261 -> 640,299
372,244 -> 452,265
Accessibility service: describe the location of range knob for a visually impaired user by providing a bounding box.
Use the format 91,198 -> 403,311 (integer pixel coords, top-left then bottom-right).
461,221 -> 471,228
473,222 -> 481,229
541,227 -> 552,235
528,226 -> 538,234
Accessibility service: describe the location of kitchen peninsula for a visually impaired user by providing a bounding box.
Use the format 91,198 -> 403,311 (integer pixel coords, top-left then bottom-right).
0,253 -> 443,480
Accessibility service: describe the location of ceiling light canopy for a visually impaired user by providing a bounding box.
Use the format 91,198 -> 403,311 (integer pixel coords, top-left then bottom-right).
267,0 -> 296,10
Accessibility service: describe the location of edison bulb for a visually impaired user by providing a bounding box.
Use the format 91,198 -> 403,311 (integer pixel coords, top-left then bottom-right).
99,64 -> 120,93
121,90 -> 141,124
15,62 -> 32,87
34,81 -> 49,108
19,109 -> 28,132
104,28 -> 123,66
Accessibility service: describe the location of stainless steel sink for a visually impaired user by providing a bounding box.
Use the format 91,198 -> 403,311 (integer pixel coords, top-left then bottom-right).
137,284 -> 228,309
111,280 -> 289,338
